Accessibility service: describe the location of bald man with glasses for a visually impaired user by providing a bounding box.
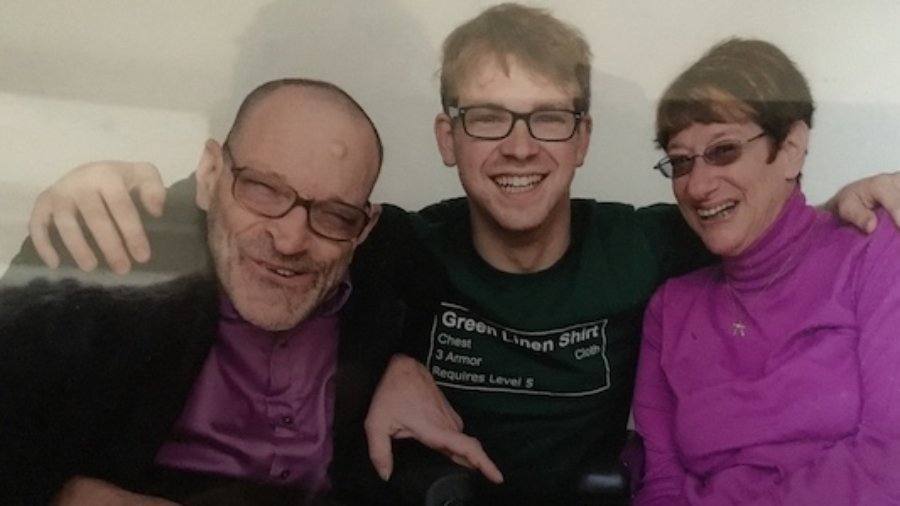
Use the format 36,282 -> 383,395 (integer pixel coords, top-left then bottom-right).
0,78 -> 413,506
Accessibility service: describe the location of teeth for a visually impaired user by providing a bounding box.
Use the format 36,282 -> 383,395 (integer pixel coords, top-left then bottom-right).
697,201 -> 736,219
272,268 -> 297,278
494,175 -> 543,192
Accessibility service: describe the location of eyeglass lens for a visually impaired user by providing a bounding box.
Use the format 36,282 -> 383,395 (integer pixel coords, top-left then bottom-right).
655,132 -> 767,178
669,142 -> 742,176
459,106 -> 579,141
232,168 -> 367,241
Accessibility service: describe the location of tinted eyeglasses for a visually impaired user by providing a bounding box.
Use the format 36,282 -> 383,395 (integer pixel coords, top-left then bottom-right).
653,131 -> 769,178
448,105 -> 584,142
224,144 -> 370,241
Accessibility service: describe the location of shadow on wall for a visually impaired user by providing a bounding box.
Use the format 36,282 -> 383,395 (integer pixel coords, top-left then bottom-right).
210,0 -> 443,208
578,70 -> 664,206
1,0 -> 441,207
211,1 -> 433,132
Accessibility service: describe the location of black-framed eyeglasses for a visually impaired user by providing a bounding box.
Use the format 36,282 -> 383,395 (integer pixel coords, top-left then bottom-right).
653,131 -> 769,179
448,105 -> 584,142
223,144 -> 371,242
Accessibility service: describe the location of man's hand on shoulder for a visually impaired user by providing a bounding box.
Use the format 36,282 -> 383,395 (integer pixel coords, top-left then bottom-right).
827,171 -> 900,233
364,354 -> 504,484
52,477 -> 179,506
30,161 -> 166,274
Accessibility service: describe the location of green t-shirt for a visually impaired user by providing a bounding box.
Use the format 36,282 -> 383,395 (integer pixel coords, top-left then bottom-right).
402,198 -> 708,500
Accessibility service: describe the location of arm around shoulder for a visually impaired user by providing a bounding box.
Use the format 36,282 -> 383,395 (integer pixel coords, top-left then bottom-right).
1,173 -> 206,288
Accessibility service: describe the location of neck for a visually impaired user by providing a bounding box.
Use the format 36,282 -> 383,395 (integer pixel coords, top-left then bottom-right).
722,189 -> 817,290
469,204 -> 571,274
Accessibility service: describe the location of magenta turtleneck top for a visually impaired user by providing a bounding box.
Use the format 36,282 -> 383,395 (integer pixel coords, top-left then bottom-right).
634,189 -> 900,505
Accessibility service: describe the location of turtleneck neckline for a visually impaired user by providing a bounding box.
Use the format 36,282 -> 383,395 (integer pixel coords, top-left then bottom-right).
721,188 -> 820,292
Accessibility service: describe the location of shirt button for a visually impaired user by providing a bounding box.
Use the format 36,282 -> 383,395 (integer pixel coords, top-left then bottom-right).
282,415 -> 294,425
279,470 -> 291,480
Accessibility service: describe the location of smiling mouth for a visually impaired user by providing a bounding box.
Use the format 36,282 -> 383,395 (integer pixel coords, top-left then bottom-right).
493,174 -> 545,193
697,201 -> 737,221
269,267 -> 300,278
253,259 -> 309,281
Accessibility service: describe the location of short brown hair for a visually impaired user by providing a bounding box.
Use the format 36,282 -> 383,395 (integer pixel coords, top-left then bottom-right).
440,3 -> 592,112
655,38 -> 814,156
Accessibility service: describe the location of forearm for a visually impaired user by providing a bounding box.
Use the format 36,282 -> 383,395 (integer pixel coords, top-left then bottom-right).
52,477 -> 179,506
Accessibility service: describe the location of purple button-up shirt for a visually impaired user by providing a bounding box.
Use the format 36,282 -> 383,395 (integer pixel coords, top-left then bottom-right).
155,281 -> 349,492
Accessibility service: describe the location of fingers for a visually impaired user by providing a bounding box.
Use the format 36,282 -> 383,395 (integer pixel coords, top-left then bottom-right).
365,416 -> 504,484
363,354 -> 497,482
875,172 -> 900,228
124,163 -> 169,263
365,423 -> 396,481
50,200 -> 100,272
831,171 -> 900,234
100,179 -> 151,266
837,198 -> 877,235
26,160 -> 164,272
449,408 -> 464,431
77,184 -> 134,274
429,431 -> 504,484
102,162 -> 165,265
133,162 -> 167,217
28,191 -> 61,268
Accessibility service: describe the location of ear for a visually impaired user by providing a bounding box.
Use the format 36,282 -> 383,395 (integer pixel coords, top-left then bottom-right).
355,203 -> 382,245
780,120 -> 809,180
195,139 -> 225,211
573,113 -> 593,168
434,112 -> 458,167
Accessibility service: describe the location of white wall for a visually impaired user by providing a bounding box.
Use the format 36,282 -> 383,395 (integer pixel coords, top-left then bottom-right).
2,0 -> 899,270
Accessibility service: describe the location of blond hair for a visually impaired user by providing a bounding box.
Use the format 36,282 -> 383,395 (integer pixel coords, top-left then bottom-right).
440,3 -> 592,112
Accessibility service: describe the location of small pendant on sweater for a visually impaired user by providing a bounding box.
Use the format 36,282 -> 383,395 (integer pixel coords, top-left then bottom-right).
732,320 -> 747,337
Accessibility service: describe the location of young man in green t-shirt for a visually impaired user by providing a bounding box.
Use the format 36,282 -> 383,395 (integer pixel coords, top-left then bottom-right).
363,6 -> 711,503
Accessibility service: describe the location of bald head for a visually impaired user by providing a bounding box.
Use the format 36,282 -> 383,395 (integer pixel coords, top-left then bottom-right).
226,78 -> 383,189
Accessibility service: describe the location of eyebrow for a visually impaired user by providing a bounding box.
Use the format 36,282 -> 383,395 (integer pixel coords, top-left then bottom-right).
226,146 -> 295,188
235,168 -> 308,203
235,165 -> 287,183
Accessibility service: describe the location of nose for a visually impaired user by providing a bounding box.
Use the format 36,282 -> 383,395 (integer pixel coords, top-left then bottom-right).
498,118 -> 540,160
265,206 -> 314,255
682,158 -> 719,201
